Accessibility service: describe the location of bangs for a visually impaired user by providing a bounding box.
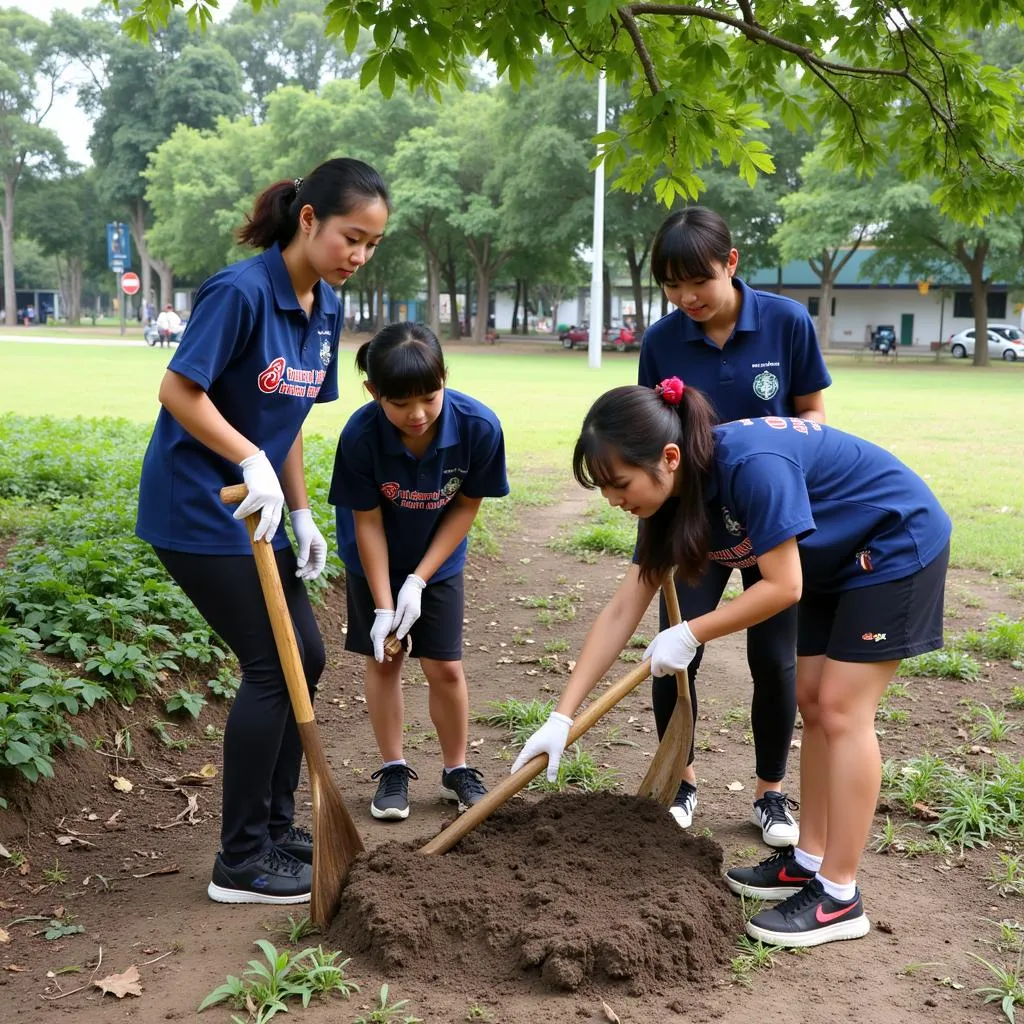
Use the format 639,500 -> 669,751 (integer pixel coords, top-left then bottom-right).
375,343 -> 446,400
572,431 -> 620,490
651,228 -> 720,286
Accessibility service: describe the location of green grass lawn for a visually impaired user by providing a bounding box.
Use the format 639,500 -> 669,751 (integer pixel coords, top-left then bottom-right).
1,342 -> 1021,572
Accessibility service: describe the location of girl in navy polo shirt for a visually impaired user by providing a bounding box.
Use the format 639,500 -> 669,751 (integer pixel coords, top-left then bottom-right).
136,158 -> 389,905
515,379 -> 950,948
329,323 -> 508,822
638,207 -> 832,846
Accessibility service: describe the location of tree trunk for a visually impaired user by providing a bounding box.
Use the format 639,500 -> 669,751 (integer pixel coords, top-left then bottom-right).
128,198 -> 152,307
819,262 -> 834,353
626,241 -> 646,334
1,174 -> 16,326
464,266 -> 473,337
522,279 -> 529,331
157,263 -> 173,311
442,242 -> 460,340
958,239 -> 991,368
375,281 -> 386,329
475,264 -> 489,345
510,277 -> 521,333
424,248 -> 441,336
602,263 -> 611,329
68,257 -> 83,324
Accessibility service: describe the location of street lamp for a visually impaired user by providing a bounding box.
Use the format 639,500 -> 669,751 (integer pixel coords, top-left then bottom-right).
588,71 -> 607,369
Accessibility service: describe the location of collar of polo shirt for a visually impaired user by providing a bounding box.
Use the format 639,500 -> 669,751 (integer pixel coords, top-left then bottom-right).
676,277 -> 762,342
263,242 -> 333,315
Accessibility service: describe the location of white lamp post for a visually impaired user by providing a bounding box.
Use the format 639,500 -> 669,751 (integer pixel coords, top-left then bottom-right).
588,71 -> 607,369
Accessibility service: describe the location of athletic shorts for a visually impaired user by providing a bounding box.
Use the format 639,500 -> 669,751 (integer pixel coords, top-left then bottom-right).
797,543 -> 949,663
344,570 -> 465,662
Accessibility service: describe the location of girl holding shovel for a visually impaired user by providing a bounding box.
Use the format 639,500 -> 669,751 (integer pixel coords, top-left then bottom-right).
329,322 -> 509,822
638,207 -> 832,844
136,158 -> 390,904
514,379 -> 950,947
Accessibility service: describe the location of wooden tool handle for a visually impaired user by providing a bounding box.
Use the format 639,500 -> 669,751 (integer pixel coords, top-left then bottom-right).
420,659 -> 652,856
221,484 -> 403,659
220,484 -> 317,725
662,573 -> 691,706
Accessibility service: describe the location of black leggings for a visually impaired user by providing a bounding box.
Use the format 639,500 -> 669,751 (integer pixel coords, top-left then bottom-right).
155,547 -> 325,861
652,562 -> 797,783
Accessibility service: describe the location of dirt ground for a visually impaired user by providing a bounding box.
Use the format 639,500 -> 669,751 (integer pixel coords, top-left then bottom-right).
3,485 -> 1024,1024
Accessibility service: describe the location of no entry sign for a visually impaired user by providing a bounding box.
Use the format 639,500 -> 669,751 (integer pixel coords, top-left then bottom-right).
121,271 -> 141,296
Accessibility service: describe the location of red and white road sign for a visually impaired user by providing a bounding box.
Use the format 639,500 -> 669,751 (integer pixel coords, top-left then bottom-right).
121,271 -> 141,295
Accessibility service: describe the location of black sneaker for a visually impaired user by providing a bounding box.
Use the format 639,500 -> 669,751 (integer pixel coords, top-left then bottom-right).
207,846 -> 311,905
370,763 -> 417,821
440,766 -> 488,811
745,877 -> 870,948
272,825 -> 313,864
725,846 -> 815,899
751,791 -> 800,847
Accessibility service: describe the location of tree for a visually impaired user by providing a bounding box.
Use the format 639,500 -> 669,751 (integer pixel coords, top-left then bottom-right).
215,0 -> 365,115
387,125 -> 460,337
115,0 -> 1024,221
63,8 -> 245,307
864,184 -> 1024,367
773,148 -> 901,351
0,10 -> 66,326
18,167 -> 109,324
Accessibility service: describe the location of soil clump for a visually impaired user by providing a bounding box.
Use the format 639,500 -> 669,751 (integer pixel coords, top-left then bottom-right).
330,792 -> 742,995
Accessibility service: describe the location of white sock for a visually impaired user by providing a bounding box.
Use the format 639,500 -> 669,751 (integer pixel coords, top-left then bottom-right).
794,847 -> 823,873
381,758 -> 407,768
444,763 -> 467,773
816,872 -> 857,903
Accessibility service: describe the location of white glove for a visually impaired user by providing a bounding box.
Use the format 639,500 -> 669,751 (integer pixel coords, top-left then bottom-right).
392,574 -> 426,639
510,711 -> 573,782
370,608 -> 396,664
644,620 -> 700,678
290,509 -> 327,581
234,450 -> 285,542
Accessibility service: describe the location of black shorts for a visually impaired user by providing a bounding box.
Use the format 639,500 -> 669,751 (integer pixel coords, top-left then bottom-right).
797,543 -> 949,663
345,570 -> 465,662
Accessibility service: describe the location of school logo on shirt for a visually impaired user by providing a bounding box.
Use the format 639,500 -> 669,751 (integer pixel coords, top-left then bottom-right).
752,370 -> 779,401
380,482 -> 401,501
319,338 -> 332,367
442,476 -> 462,497
722,506 -> 743,536
856,549 -> 875,572
256,357 -> 327,399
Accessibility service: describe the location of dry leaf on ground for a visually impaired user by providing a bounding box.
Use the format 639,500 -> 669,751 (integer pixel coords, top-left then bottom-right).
94,965 -> 142,998
727,780 -> 745,792
602,1000 -> 621,1022
109,775 -> 133,793
0,926 -> 10,944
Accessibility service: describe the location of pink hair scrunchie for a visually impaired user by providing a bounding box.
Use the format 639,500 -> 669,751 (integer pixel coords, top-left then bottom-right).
654,376 -> 685,406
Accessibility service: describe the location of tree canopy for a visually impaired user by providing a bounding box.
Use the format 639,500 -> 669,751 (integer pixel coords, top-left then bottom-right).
110,0 -> 1024,221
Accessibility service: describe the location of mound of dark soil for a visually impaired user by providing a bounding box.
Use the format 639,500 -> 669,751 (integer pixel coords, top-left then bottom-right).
330,792 -> 742,995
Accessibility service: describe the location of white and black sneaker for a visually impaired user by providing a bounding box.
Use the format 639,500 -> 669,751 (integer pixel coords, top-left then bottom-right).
752,791 -> 800,847
370,763 -> 418,820
440,766 -> 488,811
668,781 -> 698,829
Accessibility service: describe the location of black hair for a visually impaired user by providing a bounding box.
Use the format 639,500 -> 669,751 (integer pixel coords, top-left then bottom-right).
237,157 -> 390,250
572,384 -> 718,584
356,322 -> 447,401
650,206 -> 733,286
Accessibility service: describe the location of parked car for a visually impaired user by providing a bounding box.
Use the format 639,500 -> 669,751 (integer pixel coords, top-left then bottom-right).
869,325 -> 897,354
559,322 -> 638,351
947,325 -> 1024,361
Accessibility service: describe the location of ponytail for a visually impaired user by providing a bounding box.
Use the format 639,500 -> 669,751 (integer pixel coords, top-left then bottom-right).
572,383 -> 718,584
237,157 -> 390,251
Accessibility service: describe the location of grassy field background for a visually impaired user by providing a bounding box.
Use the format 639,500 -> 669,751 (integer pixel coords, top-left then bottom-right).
1,341 -> 1021,573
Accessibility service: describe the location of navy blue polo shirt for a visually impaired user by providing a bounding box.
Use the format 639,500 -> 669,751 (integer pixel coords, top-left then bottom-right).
703,417 -> 951,592
136,244 -> 341,554
638,278 -> 831,422
330,389 -> 509,582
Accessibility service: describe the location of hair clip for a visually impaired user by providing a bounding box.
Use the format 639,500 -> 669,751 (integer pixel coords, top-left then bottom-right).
293,177 -> 303,192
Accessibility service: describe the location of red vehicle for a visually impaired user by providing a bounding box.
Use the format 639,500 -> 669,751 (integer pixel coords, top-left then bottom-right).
559,322 -> 638,351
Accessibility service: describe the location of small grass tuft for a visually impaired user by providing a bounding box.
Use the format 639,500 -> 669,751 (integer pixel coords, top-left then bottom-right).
898,649 -> 979,681
527,747 -> 619,794
479,697 -> 555,745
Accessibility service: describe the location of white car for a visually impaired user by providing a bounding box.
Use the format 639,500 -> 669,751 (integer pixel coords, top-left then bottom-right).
948,324 -> 1024,361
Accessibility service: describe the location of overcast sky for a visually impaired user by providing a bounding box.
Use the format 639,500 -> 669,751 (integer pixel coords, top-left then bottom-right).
11,0 -> 235,165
